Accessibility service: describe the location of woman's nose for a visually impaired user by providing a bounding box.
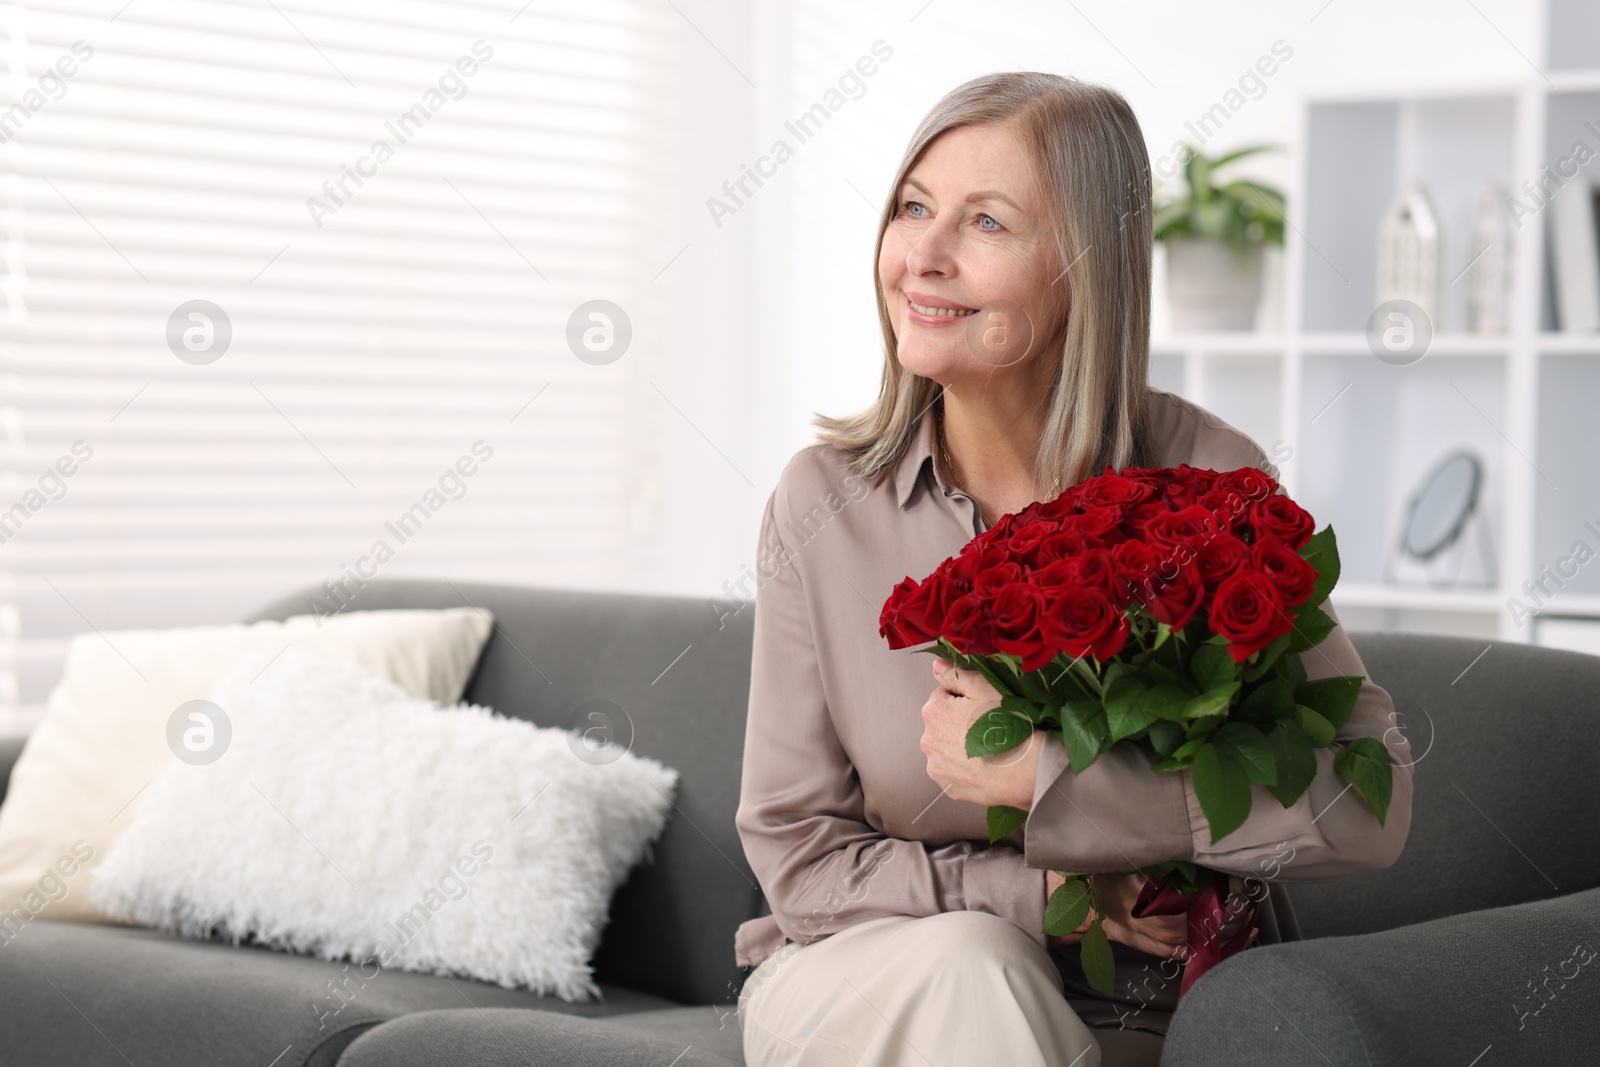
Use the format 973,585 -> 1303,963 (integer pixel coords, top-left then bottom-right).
905,221 -> 957,276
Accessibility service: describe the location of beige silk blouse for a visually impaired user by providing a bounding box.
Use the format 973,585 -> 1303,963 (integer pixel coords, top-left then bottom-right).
733,386 -> 1415,978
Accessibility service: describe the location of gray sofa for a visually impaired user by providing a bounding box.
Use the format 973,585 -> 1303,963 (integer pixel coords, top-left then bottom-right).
0,578 -> 1594,1066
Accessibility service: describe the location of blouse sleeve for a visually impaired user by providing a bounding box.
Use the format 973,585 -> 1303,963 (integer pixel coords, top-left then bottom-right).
734,484 -> 1051,957
1021,485 -> 1415,883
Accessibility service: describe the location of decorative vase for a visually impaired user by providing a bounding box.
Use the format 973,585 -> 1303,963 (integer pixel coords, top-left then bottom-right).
1468,179 -> 1510,335
1164,237 -> 1265,332
1376,178 -> 1441,326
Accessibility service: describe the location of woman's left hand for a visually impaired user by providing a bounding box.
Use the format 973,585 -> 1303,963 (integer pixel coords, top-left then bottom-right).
920,658 -> 1041,810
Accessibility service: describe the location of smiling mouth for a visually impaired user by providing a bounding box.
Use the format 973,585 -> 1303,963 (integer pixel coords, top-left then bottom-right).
908,299 -> 978,318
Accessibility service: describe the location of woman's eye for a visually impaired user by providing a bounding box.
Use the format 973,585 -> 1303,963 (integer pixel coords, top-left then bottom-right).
978,213 -> 1001,231
899,199 -> 927,218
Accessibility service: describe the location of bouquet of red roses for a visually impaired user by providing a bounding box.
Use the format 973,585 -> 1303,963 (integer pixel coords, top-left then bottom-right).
879,462 -> 1393,999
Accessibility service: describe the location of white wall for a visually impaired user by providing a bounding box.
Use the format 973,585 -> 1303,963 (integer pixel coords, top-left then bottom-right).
654,0 -> 1540,606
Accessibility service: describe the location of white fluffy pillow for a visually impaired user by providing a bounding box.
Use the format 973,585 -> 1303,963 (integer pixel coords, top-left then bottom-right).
88,645 -> 678,1002
0,607 -> 493,923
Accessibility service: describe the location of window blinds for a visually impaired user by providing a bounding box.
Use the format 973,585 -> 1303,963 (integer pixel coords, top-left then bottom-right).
0,0 -> 673,728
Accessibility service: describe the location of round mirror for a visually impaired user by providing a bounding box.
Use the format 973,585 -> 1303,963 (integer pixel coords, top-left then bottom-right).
1401,451 -> 1481,561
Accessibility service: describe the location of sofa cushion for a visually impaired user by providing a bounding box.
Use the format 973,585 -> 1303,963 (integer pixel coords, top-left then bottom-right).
1288,634 -> 1600,940
338,1007 -> 746,1067
245,579 -> 761,1008
0,920 -> 676,1067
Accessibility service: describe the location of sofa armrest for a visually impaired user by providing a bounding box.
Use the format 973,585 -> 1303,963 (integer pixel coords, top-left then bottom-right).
1162,886 -> 1600,1067
0,734 -> 25,805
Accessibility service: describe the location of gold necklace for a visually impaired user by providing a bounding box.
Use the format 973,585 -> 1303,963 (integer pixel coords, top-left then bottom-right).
936,403 -> 1060,529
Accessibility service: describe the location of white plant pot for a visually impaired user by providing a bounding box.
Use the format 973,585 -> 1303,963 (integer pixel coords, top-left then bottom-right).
1163,237 -> 1266,332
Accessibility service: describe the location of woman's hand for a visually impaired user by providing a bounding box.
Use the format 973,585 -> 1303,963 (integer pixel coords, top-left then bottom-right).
1088,871 -> 1189,959
920,658 -> 1041,810
1042,870 -> 1187,959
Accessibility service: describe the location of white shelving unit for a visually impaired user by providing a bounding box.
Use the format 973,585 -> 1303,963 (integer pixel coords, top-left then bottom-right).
1153,0 -> 1600,645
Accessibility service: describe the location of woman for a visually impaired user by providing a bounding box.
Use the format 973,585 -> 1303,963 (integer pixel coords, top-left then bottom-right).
733,72 -> 1412,1067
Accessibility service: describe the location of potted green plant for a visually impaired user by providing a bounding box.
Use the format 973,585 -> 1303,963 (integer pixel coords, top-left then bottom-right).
1154,142 -> 1285,332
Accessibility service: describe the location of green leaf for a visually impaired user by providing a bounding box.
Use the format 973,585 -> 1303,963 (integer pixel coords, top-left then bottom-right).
1057,701 -> 1107,774
1214,722 -> 1277,786
986,804 -> 1028,843
1239,677 -> 1295,724
999,694 -> 1049,724
1286,606 -> 1336,654
1334,736 -> 1394,826
1151,620 -> 1173,650
1112,683 -> 1193,738
1188,642 -> 1238,692
1179,681 -> 1241,720
1296,705 -> 1336,747
1242,633 -> 1293,682
1282,650 -> 1308,688
1017,668 -> 1054,706
1147,720 -> 1186,757
965,708 -> 1033,758
1080,917 -> 1116,996
1265,720 -> 1318,807
1136,660 -> 1195,692
1137,860 -> 1210,896
1192,743 -> 1252,843
1044,875 -> 1092,936
1298,525 -> 1341,607
1294,676 -> 1364,732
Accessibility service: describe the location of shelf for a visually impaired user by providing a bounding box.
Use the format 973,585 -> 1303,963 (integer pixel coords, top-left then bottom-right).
1532,595 -> 1600,619
1331,582 -> 1504,613
1537,332 -> 1600,354
1149,333 -> 1509,356
1297,332 -> 1509,356
1150,333 -> 1285,354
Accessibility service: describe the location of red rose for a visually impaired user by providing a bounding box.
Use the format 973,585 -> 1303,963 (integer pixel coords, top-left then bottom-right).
991,582 -> 1053,671
1122,501 -> 1172,542
1078,472 -> 1155,510
1049,548 -> 1118,600
1039,586 -> 1130,662
1214,465 -> 1278,506
1060,506 -> 1123,540
974,561 -> 1025,597
1194,532 -> 1251,590
1250,535 -> 1318,607
1143,504 -> 1228,553
1209,570 -> 1296,663
1029,559 -> 1082,595
1197,489 -> 1254,538
902,570 -> 968,646
1248,495 -> 1315,549
1029,529 -> 1102,568
1002,519 -> 1060,563
944,592 -> 998,655
1160,466 -> 1208,509
1145,558 -> 1206,631
1110,540 -> 1164,606
950,543 -> 1011,585
879,576 -> 922,648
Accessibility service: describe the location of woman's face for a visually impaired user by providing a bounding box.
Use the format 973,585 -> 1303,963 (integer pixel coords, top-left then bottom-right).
878,121 -> 1066,389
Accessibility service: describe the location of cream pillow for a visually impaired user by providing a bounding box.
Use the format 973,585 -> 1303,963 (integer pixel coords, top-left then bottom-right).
0,608 -> 493,923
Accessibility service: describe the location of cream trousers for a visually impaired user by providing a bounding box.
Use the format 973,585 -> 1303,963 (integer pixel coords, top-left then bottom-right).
737,911 -> 1119,1067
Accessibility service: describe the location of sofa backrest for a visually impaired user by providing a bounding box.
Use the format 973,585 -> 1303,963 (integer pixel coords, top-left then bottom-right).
246,578 -> 759,1007
1288,632 -> 1600,939
247,583 -> 1600,986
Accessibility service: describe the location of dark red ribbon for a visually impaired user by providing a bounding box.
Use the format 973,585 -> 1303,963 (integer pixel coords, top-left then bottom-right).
1130,872 -> 1260,999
